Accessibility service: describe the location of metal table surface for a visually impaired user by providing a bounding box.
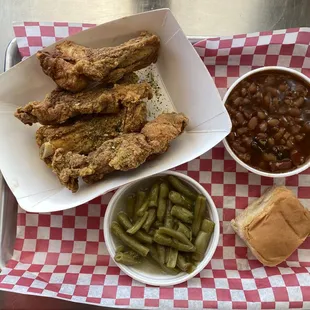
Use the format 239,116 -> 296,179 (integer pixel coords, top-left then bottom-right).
1,0 -> 310,309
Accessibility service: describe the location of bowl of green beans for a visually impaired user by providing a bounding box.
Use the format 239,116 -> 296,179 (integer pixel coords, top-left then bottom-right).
104,171 -> 219,286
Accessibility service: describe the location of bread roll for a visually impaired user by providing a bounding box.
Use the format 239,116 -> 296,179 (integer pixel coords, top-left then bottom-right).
231,186 -> 310,266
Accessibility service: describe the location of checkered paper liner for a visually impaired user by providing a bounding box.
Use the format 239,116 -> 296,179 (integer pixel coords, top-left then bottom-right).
0,23 -> 309,309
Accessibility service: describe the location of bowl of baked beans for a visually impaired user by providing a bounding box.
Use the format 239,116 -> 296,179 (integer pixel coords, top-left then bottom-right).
223,66 -> 310,177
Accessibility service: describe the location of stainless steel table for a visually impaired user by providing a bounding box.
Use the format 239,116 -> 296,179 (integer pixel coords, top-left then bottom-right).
1,0 -> 310,309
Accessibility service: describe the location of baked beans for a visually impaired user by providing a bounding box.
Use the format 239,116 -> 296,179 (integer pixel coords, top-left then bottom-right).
225,71 -> 310,173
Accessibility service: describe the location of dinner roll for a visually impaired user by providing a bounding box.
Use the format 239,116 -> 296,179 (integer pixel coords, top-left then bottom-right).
231,186 -> 310,266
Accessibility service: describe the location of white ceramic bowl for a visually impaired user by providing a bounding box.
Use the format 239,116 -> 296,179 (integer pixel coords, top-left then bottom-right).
104,171 -> 219,286
223,66 -> 310,178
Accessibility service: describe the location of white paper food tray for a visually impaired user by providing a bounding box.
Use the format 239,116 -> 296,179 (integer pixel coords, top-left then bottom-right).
0,9 -> 231,213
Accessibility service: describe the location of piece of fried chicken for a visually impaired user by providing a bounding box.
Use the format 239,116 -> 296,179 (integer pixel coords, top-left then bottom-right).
37,31 -> 160,92
51,113 -> 188,192
14,82 -> 152,125
37,102 -> 147,162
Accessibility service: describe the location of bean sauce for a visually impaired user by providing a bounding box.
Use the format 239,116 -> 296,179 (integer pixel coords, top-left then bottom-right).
225,71 -> 310,173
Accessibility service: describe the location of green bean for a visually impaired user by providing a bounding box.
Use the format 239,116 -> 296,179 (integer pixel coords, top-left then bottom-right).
171,205 -> 194,224
172,239 -> 196,252
149,183 -> 159,207
177,254 -> 195,273
136,198 -> 149,217
127,212 -> 148,235
154,220 -> 163,228
142,209 -> 156,232
147,244 -> 159,259
134,191 -> 147,220
192,231 -> 212,261
157,183 -> 169,222
157,244 -> 166,265
115,245 -> 125,253
169,191 -> 194,210
126,195 -> 136,219
114,251 -> 141,266
154,232 -> 196,252
117,211 -> 133,228
135,190 -> 146,209
111,222 -> 149,257
135,232 -> 153,244
167,247 -> 178,268
177,222 -> 192,241
165,247 -> 169,264
159,261 -> 180,275
154,232 -> 172,246
201,219 -> 215,234
158,227 -> 193,246
192,195 -> 207,237
147,255 -> 175,274
164,200 -> 174,229
168,176 -> 198,200
117,211 -> 153,244
147,245 -> 180,275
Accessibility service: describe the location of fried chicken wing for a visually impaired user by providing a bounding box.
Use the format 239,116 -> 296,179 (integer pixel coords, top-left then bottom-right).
37,32 -> 160,92
52,134 -> 152,192
37,102 -> 147,161
14,82 -> 152,125
51,113 -> 188,192
37,53 -> 88,92
141,112 -> 191,154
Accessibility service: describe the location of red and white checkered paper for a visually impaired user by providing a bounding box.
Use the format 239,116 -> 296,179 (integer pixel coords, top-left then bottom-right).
0,23 -> 309,309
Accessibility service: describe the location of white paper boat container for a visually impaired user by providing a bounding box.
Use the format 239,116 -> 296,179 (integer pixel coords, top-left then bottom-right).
0,9 -> 231,213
